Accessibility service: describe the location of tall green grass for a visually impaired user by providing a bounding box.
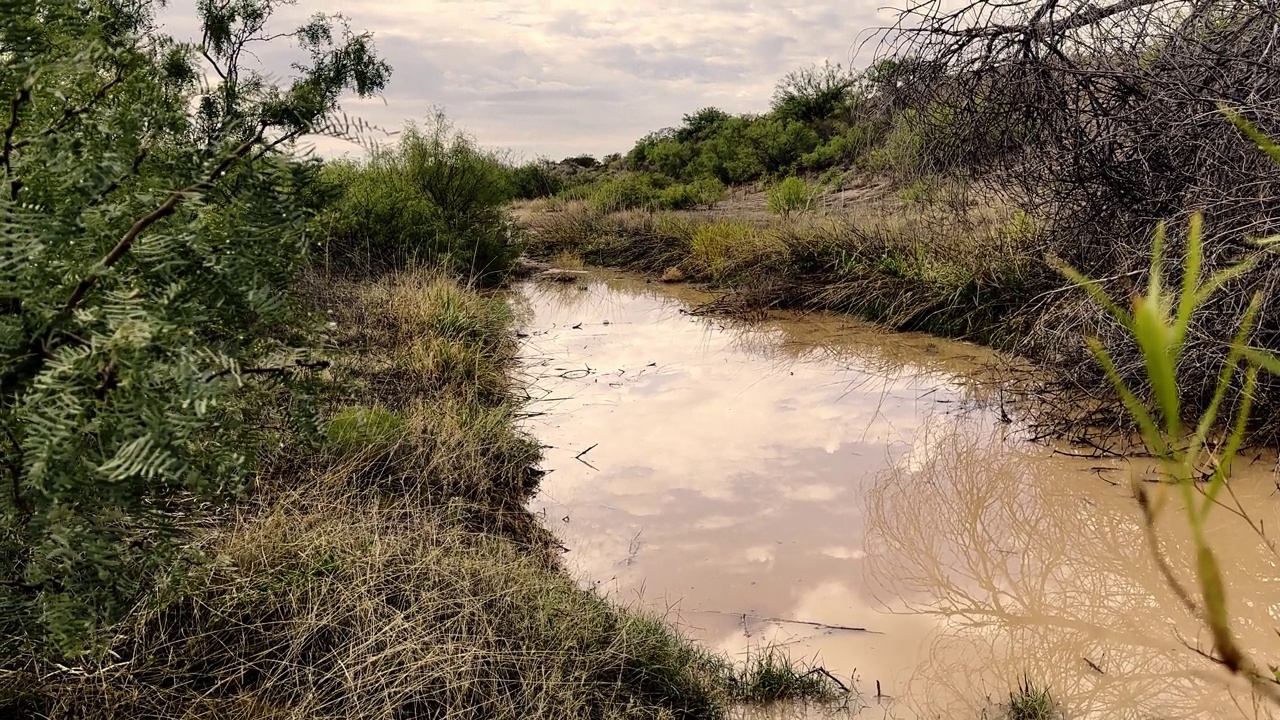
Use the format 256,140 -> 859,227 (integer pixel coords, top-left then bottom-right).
767,176 -> 817,217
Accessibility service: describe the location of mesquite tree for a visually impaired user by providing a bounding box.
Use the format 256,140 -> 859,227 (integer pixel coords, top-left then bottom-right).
0,0 -> 388,658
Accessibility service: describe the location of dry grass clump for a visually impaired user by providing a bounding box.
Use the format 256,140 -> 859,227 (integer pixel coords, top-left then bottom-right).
13,493 -> 728,720
350,272 -> 516,405
660,267 -> 687,283
551,251 -> 585,270
288,271 -> 542,531
524,206 -> 695,273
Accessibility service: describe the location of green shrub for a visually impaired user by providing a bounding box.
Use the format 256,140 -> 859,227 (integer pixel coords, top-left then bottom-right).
646,138 -> 698,178
321,115 -> 521,282
767,176 -> 817,216
865,110 -> 925,177
898,176 -> 941,204
771,61 -> 859,125
745,117 -> 821,178
628,112 -> 821,185
564,154 -> 599,168
655,183 -> 701,210
625,129 -> 677,171
676,107 -> 733,143
654,177 -> 727,210
555,181 -> 596,202
801,122 -> 889,170
587,173 -> 666,213
817,167 -> 849,189
507,161 -> 564,199
800,138 -> 847,170
691,176 -> 728,207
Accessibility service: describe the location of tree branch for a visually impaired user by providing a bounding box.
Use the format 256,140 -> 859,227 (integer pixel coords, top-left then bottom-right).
201,45 -> 229,82
88,148 -> 150,208
909,0 -> 1163,42
205,359 -> 332,383
0,130 -> 268,407
2,87 -> 31,201
63,132 -> 263,314
247,128 -> 308,165
200,22 -> 229,82
13,70 -> 126,151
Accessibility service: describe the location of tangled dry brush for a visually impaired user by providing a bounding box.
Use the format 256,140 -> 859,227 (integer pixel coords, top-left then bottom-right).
883,0 -> 1280,438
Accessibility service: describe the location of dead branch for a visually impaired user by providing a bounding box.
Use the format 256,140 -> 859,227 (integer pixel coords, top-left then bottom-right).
2,87 -> 30,200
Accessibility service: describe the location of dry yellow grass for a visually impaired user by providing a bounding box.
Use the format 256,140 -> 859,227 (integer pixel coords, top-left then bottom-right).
660,266 -> 686,283
551,251 -> 585,270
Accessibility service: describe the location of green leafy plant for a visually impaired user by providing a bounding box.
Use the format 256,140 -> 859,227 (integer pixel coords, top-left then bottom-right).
0,0 -> 389,660
767,176 -> 817,217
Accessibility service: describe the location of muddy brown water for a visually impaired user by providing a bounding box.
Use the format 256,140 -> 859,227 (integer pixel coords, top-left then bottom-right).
514,271 -> 1280,720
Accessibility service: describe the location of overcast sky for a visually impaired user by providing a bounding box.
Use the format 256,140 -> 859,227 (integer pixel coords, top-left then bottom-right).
159,1 -> 895,160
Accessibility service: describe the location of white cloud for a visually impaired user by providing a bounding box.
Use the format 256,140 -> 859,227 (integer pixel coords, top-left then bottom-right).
157,0 -> 895,158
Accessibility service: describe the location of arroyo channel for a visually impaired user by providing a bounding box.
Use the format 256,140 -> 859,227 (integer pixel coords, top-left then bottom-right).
515,270 -> 1280,720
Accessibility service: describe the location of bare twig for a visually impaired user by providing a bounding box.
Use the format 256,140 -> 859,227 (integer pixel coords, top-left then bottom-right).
799,667 -> 851,693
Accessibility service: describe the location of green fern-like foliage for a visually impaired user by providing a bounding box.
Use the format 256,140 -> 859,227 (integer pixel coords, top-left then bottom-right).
0,0 -> 389,659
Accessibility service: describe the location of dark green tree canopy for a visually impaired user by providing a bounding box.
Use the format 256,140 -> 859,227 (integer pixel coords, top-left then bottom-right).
676,107 -> 730,143
771,61 -> 859,124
